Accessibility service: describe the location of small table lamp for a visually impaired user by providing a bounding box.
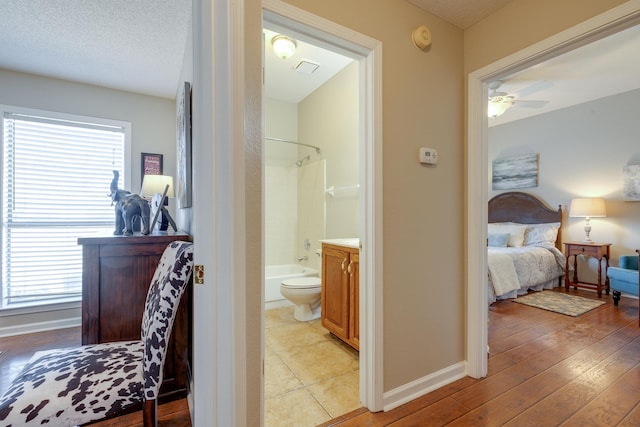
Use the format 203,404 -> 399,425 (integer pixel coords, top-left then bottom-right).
140,174 -> 177,232
569,198 -> 606,242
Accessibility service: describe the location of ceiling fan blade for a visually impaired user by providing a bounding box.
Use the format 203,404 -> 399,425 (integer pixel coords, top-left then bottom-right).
512,80 -> 553,98
513,100 -> 548,108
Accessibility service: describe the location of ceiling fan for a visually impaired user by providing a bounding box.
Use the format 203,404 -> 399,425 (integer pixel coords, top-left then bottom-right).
488,80 -> 549,118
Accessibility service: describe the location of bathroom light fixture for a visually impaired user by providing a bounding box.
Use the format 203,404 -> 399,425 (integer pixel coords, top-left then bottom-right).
271,35 -> 296,59
569,198 -> 607,242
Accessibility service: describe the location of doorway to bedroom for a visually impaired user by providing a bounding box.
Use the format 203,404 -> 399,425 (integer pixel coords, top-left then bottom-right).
468,9 -> 640,377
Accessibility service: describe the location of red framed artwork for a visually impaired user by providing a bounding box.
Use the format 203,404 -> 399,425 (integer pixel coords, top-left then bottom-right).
141,152 -> 163,182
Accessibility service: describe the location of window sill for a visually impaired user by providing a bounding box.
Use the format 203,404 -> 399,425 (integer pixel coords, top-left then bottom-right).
0,299 -> 81,317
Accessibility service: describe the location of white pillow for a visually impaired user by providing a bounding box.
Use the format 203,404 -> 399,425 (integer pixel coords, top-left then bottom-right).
524,222 -> 560,246
487,223 -> 527,247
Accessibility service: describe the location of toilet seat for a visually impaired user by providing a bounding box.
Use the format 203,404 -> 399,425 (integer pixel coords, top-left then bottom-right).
281,277 -> 321,289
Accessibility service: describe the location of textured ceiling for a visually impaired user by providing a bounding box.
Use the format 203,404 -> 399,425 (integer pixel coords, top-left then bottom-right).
407,0 -> 513,29
1,0 -> 638,121
0,0 -> 191,99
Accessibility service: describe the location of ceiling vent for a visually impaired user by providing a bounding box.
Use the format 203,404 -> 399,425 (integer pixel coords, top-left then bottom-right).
294,60 -> 320,75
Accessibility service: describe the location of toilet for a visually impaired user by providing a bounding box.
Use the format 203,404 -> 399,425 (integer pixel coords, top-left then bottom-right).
280,277 -> 322,321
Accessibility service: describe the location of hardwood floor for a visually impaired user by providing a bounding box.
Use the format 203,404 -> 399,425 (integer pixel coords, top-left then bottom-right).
323,289 -> 640,426
0,327 -> 191,427
1,288 -> 638,426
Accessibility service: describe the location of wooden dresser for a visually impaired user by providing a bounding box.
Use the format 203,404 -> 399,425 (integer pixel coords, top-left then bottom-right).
77,232 -> 192,401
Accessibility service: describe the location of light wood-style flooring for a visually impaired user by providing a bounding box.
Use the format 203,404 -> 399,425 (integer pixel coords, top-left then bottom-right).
323,288 -> 640,426
1,288 -> 638,426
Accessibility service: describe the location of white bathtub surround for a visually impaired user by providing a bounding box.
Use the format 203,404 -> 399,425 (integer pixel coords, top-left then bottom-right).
296,159 -> 326,272
264,264 -> 319,310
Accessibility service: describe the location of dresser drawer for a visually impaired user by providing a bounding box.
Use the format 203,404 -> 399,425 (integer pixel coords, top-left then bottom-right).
567,245 -> 600,257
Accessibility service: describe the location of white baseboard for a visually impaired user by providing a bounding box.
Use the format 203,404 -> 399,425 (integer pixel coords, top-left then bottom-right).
0,317 -> 81,338
382,361 -> 467,412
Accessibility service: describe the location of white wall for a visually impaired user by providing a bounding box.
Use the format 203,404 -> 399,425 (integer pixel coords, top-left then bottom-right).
489,88 -> 640,282
265,99 -> 298,266
0,68 -> 177,334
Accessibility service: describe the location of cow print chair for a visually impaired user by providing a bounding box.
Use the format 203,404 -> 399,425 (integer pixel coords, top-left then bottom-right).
0,241 -> 194,427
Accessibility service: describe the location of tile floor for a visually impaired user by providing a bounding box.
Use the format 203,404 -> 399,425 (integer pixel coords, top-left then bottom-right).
265,306 -> 361,427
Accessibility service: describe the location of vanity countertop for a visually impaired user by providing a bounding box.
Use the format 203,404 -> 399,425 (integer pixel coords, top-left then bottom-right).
320,238 -> 359,249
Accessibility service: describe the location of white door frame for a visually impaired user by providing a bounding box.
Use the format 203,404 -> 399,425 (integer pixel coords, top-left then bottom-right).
466,1 -> 640,378
262,0 -> 384,411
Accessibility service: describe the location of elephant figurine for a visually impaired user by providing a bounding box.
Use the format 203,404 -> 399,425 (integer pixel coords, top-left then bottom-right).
109,170 -> 150,236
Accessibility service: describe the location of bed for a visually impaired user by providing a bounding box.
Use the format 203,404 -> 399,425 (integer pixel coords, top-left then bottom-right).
487,192 -> 566,304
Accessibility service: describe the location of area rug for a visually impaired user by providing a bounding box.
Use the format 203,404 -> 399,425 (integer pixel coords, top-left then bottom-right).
513,291 -> 605,317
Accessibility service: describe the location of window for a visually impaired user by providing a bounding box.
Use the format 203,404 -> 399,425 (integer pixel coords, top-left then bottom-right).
1,106 -> 129,310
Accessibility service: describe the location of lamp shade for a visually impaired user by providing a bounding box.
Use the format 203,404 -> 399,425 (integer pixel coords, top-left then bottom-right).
140,174 -> 175,198
569,198 -> 606,218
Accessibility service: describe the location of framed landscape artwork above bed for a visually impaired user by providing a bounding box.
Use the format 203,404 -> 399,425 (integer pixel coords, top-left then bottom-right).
492,153 -> 538,190
623,164 -> 640,201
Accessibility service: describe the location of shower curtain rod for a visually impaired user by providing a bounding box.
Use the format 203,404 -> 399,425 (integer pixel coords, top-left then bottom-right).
265,136 -> 321,154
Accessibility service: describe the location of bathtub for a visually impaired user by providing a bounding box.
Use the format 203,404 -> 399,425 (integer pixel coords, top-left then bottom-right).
265,264 -> 319,308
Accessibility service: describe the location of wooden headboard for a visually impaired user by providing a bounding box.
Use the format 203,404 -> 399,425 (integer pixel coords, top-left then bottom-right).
488,191 -> 563,250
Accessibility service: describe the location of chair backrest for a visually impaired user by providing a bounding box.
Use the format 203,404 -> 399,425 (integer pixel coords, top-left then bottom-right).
620,255 -> 639,271
140,240 -> 194,400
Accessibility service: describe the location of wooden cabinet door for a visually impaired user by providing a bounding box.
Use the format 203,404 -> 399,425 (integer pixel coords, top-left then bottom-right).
348,249 -> 359,350
321,245 -> 350,338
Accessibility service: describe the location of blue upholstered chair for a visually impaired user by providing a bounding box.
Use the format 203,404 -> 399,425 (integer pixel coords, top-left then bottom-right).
607,254 -> 639,306
0,241 -> 193,427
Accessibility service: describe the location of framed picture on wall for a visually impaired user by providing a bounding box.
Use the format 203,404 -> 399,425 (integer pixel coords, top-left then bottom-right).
623,164 -> 640,201
141,152 -> 163,182
177,81 -> 192,208
492,153 -> 538,190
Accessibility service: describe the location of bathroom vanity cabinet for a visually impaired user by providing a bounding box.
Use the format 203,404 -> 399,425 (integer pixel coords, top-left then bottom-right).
321,242 -> 359,350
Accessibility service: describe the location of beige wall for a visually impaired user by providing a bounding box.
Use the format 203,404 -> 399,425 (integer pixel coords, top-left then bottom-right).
298,60 -> 359,246
284,0 -> 466,391
464,0 -> 628,74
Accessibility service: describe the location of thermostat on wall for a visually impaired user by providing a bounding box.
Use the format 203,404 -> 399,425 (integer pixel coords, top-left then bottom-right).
419,147 -> 438,165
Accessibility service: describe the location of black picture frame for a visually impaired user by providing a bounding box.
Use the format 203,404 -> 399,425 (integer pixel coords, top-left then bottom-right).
177,81 -> 192,208
141,152 -> 163,183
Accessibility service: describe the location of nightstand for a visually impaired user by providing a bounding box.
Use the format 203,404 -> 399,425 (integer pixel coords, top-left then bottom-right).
564,242 -> 611,297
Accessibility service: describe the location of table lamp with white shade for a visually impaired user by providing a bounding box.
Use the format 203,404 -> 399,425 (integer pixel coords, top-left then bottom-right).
569,198 -> 606,243
140,174 -> 177,232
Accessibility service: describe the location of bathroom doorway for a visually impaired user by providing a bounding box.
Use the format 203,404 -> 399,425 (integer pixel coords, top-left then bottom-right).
262,26 -> 360,427
262,2 -> 383,423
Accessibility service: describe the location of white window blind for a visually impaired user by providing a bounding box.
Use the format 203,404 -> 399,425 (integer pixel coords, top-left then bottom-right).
2,110 -> 125,309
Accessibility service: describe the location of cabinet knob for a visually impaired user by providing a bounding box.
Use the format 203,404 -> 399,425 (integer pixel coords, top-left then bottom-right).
341,259 -> 347,273
347,261 -> 353,274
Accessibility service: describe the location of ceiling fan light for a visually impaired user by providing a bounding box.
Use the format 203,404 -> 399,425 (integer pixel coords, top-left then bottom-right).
271,35 -> 296,59
488,96 -> 514,118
